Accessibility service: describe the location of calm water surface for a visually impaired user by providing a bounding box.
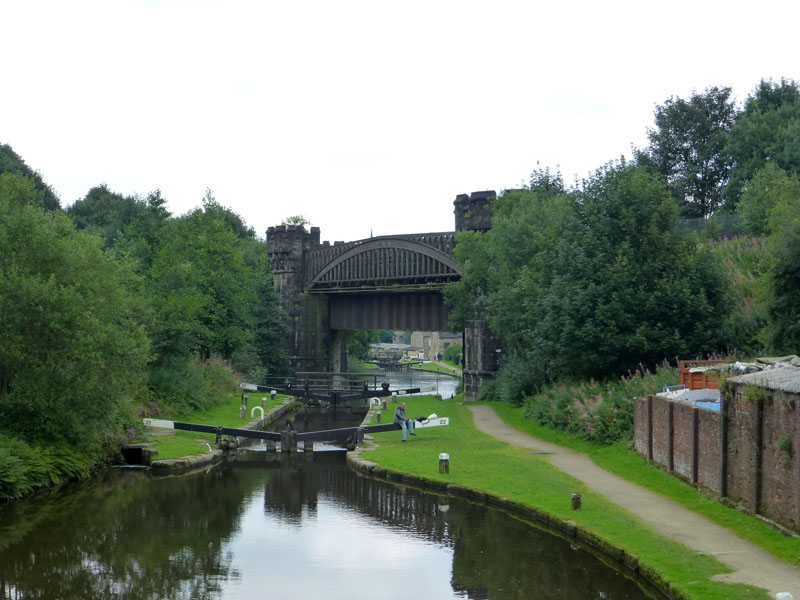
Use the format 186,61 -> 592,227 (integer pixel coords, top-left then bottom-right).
0,450 -> 655,600
372,366 -> 461,398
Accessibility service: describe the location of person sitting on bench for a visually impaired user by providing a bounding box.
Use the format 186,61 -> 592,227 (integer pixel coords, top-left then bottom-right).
394,402 -> 416,442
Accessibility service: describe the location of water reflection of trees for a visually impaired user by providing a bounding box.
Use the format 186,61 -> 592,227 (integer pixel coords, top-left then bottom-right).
447,507 -> 650,600
257,455 -> 649,600
0,467 -> 264,600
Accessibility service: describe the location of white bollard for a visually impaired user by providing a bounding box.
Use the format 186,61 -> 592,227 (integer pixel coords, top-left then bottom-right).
439,453 -> 450,474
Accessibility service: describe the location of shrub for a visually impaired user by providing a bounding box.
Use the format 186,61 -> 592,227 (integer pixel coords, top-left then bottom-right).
0,436 -> 94,500
147,356 -> 240,416
521,361 -> 678,444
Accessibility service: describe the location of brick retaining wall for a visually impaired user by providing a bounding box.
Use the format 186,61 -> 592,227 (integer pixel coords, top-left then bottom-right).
634,384 -> 800,531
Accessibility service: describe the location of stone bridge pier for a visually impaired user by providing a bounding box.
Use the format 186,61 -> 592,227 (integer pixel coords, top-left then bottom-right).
266,191 -> 500,400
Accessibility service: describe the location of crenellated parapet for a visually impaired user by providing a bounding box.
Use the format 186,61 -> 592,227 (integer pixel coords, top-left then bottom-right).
454,190 -> 495,232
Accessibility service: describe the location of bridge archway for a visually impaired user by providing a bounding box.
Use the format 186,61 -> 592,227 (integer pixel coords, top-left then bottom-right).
308,236 -> 461,292
307,236 -> 461,331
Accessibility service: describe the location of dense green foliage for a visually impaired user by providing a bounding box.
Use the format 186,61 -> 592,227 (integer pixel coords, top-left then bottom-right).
67,184 -> 157,248
442,343 -> 462,363
0,144 -> 61,211
347,330 -> 379,361
0,174 -> 150,448
725,79 -> 800,207
0,173 -> 152,497
0,154 -> 289,499
109,189 -> 290,409
522,363 -> 678,444
446,163 -> 730,405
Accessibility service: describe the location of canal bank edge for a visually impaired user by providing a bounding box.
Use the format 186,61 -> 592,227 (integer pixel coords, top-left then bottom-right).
148,398 -> 295,473
346,404 -> 685,600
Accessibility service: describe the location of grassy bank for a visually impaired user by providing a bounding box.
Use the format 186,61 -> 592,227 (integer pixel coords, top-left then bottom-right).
412,361 -> 462,375
491,401 -> 800,567
146,392 -> 285,460
363,396 -> 769,600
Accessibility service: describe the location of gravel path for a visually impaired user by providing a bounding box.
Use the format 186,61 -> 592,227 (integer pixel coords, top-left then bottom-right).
468,405 -> 800,598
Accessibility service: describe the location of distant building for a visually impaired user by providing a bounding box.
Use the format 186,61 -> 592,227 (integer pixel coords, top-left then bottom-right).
409,331 -> 462,360
369,343 -> 421,360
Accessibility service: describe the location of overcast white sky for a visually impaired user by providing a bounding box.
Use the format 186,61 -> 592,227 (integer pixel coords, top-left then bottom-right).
2,0 -> 799,242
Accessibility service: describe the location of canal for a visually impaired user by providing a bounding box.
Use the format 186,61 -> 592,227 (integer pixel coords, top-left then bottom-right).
0,448 -> 657,599
352,365 -> 461,399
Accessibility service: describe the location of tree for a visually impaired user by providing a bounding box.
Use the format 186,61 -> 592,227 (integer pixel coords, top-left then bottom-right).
347,331 -> 379,361
68,184 -> 146,248
110,189 -> 172,270
201,189 -> 256,240
635,87 -> 737,217
737,163 -> 800,235
0,143 -> 61,211
725,78 -> 800,206
146,199 -> 257,365
0,173 -> 150,449
281,214 -> 310,229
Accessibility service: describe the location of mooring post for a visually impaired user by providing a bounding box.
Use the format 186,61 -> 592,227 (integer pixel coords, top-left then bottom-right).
571,493 -> 582,510
377,410 -> 382,423
439,453 -> 450,474
303,440 -> 314,453
270,389 -> 277,401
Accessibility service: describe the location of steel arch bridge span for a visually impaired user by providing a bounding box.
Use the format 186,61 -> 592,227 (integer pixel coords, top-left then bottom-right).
307,235 -> 462,293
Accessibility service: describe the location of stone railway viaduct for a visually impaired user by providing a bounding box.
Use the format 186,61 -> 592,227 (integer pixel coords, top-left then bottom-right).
266,192 -> 499,400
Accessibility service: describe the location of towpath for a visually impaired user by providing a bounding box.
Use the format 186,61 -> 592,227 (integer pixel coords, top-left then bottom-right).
468,405 -> 800,598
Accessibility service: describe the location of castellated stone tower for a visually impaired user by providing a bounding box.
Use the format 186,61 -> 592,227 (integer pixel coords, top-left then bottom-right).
266,224 -> 330,372
454,190 -> 494,232
454,191 -> 501,401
